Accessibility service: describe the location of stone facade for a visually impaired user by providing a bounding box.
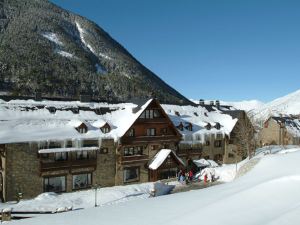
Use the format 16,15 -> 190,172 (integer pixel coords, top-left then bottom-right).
2,138 -> 117,202
259,117 -> 300,146
4,143 -> 42,201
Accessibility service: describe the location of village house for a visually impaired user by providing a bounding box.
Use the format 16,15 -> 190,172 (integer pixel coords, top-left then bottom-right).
259,115 -> 300,146
0,98 -> 253,201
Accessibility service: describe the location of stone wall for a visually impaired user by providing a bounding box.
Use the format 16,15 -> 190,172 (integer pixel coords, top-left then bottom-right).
5,143 -> 42,201
94,139 -> 116,187
3,138 -> 118,201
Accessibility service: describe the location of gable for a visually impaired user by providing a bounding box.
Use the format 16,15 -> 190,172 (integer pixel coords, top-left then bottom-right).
123,99 -> 182,138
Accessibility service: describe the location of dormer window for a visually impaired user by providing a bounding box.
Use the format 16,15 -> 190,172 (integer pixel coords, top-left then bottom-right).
99,123 -> 111,134
79,127 -> 87,134
185,123 -> 193,131
205,123 -> 211,130
101,127 -> 110,134
215,122 -> 221,130
76,123 -> 88,134
176,122 -> 184,131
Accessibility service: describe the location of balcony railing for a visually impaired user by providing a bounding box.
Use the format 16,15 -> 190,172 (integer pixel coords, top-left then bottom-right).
40,158 -> 97,172
121,135 -> 181,144
120,155 -> 149,165
136,118 -> 168,123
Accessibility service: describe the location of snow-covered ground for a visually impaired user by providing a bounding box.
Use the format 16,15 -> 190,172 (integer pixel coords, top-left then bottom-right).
8,145 -> 300,225
0,182 -> 174,212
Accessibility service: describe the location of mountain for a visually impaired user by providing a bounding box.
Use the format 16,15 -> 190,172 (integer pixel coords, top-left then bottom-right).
249,89 -> 300,125
0,0 -> 191,104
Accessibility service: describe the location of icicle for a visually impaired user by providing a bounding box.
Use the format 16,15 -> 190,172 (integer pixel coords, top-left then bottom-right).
98,137 -> 102,148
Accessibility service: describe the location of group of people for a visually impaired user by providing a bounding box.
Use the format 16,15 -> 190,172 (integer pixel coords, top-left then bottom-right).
177,170 -> 194,184
177,167 -> 216,184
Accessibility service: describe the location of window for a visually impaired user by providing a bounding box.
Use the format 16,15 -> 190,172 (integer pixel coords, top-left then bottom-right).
264,121 -> 269,128
79,127 -> 87,134
101,127 -> 110,134
76,151 -> 88,160
139,109 -> 161,119
147,128 -> 156,136
44,176 -> 66,192
153,109 -> 161,118
128,128 -> 135,137
99,147 -> 108,154
214,140 -> 222,148
161,128 -> 168,135
55,152 -> 68,161
228,153 -> 235,158
123,167 -> 139,183
72,173 -> 92,190
124,146 -> 143,156
186,124 -> 193,131
205,141 -> 210,146
216,133 -> 223,139
215,123 -> 221,130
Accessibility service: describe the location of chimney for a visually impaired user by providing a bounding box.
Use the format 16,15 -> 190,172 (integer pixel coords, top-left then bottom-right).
215,100 -> 220,109
210,100 -> 214,106
199,99 -> 205,106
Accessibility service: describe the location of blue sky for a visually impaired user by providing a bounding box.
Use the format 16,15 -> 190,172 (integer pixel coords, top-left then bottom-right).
51,0 -> 300,102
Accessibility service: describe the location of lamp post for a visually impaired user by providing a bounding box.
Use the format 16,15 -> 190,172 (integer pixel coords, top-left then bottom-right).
93,184 -> 99,207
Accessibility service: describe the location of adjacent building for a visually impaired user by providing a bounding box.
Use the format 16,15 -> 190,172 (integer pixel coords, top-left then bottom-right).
259,116 -> 300,146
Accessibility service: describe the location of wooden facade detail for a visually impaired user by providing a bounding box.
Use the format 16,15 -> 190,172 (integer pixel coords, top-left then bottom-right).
120,99 -> 182,145
149,151 -> 185,182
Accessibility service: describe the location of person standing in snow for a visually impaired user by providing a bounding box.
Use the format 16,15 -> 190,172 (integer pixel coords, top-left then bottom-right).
204,174 -> 208,184
188,170 -> 193,182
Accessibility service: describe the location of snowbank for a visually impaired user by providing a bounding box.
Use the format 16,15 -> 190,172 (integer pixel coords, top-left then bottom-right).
10,147 -> 300,225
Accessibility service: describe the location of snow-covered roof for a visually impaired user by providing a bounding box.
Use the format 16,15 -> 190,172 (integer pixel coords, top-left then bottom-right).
69,119 -> 85,128
38,147 -> 99,154
92,119 -> 107,128
271,116 -> 300,137
0,99 -> 152,144
162,104 -> 238,144
149,149 -> 185,170
0,98 -> 238,145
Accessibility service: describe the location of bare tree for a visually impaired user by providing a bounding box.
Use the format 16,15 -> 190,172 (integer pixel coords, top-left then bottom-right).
233,114 -> 256,159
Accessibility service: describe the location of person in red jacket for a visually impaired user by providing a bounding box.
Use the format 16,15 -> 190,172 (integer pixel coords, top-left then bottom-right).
188,170 -> 193,182
204,174 -> 208,184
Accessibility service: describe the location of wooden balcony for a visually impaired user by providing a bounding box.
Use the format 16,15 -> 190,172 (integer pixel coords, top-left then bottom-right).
40,158 -> 97,173
120,155 -> 149,165
177,149 -> 203,157
121,135 -> 181,144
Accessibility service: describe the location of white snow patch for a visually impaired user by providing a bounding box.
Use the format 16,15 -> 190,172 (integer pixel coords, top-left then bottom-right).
57,50 -> 75,58
99,53 -> 112,60
95,63 -> 106,74
42,32 -> 63,46
76,21 -> 97,55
